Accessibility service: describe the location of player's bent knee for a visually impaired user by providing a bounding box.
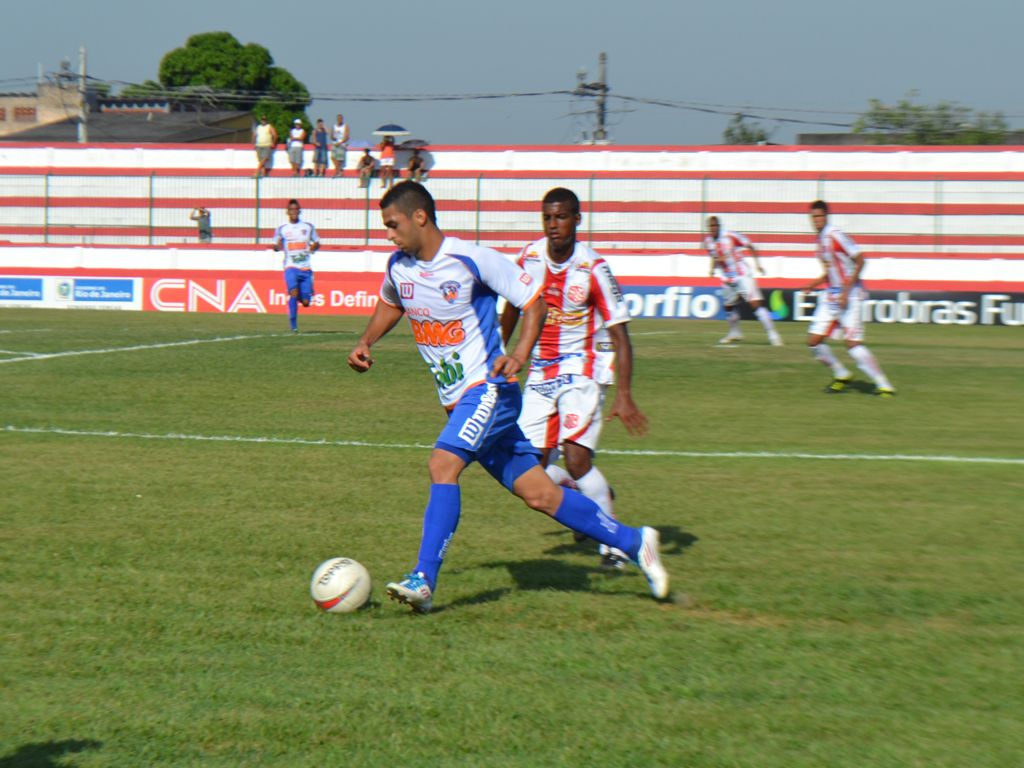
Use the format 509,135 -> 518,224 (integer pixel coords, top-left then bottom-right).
512,466 -> 562,515
519,486 -> 561,515
427,448 -> 465,484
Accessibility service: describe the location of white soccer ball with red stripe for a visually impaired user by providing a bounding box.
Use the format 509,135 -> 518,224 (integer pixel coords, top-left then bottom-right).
310,557 -> 371,613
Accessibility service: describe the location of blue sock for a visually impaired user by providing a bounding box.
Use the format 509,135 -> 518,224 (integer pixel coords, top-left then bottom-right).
288,296 -> 298,329
553,488 -> 642,560
414,483 -> 461,589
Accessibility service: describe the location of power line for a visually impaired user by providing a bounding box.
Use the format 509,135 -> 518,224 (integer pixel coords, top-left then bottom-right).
15,71 -> 1024,130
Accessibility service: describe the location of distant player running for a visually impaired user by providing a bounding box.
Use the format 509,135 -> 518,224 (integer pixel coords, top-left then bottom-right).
347,181 -> 669,613
273,199 -> 320,333
804,200 -> 895,396
704,216 -> 782,346
501,187 -> 648,570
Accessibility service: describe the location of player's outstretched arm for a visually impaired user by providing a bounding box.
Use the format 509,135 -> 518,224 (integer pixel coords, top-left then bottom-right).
749,244 -> 766,275
802,272 -> 828,293
348,300 -> 404,372
606,323 -> 648,436
499,301 -> 521,345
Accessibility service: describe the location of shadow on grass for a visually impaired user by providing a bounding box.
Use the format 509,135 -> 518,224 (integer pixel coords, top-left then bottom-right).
542,526 -> 698,557
847,379 -> 881,395
0,740 -> 102,768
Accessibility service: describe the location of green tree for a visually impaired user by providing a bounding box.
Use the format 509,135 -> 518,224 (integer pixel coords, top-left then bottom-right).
853,97 -> 1008,145
723,114 -> 770,145
121,32 -> 310,138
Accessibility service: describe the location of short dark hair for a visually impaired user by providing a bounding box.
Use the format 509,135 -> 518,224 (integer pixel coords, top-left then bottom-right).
381,181 -> 436,224
810,199 -> 829,214
287,199 -> 300,208
542,187 -> 580,215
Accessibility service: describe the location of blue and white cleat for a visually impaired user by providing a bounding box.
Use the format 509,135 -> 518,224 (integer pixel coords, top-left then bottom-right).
633,527 -> 670,599
385,572 -> 433,613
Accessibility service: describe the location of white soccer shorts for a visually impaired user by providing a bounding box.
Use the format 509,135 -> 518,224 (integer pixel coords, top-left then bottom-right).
808,290 -> 865,341
519,373 -> 606,452
720,274 -> 763,306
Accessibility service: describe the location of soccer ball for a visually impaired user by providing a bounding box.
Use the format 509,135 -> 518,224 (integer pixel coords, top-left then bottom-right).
310,557 -> 371,613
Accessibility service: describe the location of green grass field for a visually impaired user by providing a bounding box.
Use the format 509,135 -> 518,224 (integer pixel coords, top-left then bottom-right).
1,308 -> 1022,767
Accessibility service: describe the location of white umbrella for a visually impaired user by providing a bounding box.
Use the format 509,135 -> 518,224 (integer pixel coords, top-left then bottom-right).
372,124 -> 411,137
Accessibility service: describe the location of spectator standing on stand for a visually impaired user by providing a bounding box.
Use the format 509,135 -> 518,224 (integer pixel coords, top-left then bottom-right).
288,119 -> 306,177
253,115 -> 277,178
331,114 -> 349,177
312,119 -> 329,177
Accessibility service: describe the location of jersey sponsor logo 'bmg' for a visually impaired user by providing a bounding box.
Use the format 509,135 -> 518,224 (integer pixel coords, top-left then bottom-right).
410,318 -> 465,346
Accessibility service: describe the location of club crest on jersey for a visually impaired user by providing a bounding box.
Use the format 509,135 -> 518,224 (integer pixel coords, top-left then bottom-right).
439,280 -> 461,304
519,273 -> 533,285
567,284 -> 587,304
400,282 -> 414,299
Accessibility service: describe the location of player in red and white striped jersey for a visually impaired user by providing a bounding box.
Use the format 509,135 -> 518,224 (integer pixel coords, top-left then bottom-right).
704,216 -> 782,346
804,200 -> 895,396
500,187 -> 648,569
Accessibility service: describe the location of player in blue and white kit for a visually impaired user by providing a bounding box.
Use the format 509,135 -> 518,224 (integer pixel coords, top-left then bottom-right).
347,182 -> 669,613
273,199 -> 320,332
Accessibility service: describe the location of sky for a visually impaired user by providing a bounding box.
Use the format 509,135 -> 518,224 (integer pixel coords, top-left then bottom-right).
3,0 -> 1021,146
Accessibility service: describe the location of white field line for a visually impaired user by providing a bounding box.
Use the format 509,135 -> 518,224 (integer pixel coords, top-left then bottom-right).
0,349 -> 42,356
4,425 -> 1023,466
0,334 -> 278,364
0,328 -> 54,334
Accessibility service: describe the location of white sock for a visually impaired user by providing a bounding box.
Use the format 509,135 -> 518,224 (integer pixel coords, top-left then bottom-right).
811,344 -> 851,379
727,308 -> 740,334
754,306 -> 777,335
574,466 -> 616,520
545,463 -> 575,489
574,466 -> 624,558
848,344 -> 892,389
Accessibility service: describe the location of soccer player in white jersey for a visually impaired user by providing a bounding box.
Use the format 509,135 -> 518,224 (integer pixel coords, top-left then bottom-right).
804,200 -> 896,397
273,199 -> 320,333
500,187 -> 648,570
347,182 -> 668,612
704,216 -> 782,346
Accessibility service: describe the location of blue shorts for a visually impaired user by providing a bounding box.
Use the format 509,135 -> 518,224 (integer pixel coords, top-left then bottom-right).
436,381 -> 541,491
285,268 -> 314,300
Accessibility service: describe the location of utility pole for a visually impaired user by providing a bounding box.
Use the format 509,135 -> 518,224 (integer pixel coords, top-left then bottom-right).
575,52 -> 609,144
78,45 -> 88,144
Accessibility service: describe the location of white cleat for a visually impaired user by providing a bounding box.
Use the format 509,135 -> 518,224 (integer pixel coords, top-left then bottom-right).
633,527 -> 670,599
769,332 -> 784,346
718,333 -> 742,344
385,572 -> 433,613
